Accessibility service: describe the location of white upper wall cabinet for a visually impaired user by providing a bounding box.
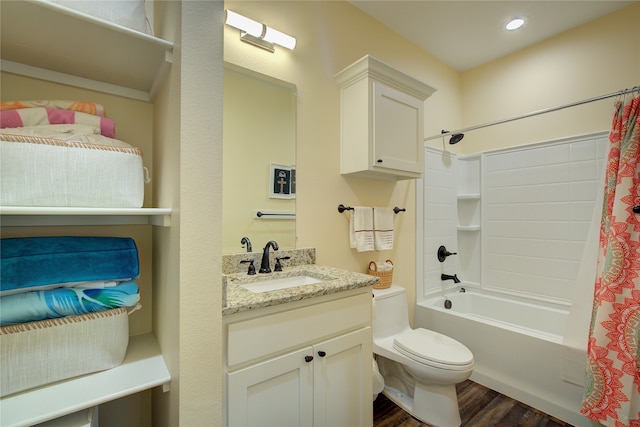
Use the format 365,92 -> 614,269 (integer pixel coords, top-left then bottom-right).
336,55 -> 435,180
0,0 -> 173,101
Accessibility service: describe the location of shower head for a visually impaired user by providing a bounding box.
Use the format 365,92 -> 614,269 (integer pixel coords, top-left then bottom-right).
441,130 -> 465,144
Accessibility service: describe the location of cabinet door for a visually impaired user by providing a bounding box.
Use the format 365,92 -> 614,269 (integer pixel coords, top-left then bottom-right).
314,327 -> 372,427
373,82 -> 424,175
228,347 -> 314,427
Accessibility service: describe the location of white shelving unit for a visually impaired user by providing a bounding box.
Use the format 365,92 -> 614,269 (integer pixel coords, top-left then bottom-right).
455,155 -> 482,286
0,0 -> 173,101
0,334 -> 170,427
0,1 -> 175,424
0,207 -> 172,227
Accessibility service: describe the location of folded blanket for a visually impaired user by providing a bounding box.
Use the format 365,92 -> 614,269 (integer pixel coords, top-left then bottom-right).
0,107 -> 115,138
0,124 -> 136,149
0,280 -> 140,325
0,100 -> 106,117
1,236 -> 139,295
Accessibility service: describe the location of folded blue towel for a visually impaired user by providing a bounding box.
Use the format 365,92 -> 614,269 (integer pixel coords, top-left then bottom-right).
0,280 -> 140,325
1,236 -> 139,294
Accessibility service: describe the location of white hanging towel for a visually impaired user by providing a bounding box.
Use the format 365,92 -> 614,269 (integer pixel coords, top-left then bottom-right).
350,207 -> 374,252
374,207 -> 394,250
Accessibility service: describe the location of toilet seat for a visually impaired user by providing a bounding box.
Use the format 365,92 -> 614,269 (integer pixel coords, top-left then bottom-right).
393,328 -> 474,371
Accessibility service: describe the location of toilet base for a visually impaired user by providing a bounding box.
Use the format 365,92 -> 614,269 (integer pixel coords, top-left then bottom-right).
381,382 -> 461,427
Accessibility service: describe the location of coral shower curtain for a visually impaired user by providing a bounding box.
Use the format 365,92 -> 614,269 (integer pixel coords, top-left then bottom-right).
580,93 -> 640,427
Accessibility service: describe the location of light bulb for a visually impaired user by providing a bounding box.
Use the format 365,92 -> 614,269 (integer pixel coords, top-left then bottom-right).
505,18 -> 525,31
225,10 -> 263,38
263,26 -> 297,50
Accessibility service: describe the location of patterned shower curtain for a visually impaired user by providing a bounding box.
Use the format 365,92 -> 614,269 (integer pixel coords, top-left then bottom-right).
580,93 -> 640,427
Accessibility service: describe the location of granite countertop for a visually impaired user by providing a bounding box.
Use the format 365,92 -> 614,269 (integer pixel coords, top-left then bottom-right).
223,264 -> 379,316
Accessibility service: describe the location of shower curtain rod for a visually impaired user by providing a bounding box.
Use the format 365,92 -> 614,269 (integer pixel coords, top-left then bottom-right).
425,85 -> 640,142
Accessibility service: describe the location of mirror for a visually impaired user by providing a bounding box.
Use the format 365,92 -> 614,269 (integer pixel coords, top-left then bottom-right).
223,63 -> 297,254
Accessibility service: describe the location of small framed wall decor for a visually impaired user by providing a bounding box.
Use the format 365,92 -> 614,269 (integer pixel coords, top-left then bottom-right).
269,163 -> 296,199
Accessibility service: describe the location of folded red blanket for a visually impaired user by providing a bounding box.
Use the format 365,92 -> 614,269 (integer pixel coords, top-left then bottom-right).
0,108 -> 115,138
0,100 -> 106,117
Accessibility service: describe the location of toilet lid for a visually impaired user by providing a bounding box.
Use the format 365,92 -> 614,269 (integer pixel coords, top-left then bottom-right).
393,329 -> 473,368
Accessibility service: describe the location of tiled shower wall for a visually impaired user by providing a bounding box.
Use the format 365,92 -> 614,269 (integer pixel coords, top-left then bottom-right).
423,132 -> 608,303
484,133 -> 607,302
423,148 -> 459,294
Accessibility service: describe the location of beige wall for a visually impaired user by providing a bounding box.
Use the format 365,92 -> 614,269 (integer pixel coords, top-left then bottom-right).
224,0 -> 463,320
152,2 -> 224,426
460,2 -> 640,154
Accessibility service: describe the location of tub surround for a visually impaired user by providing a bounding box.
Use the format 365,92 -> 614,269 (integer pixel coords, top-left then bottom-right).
222,248 -> 379,315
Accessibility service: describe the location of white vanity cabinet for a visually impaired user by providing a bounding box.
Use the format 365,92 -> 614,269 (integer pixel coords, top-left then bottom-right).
336,55 -> 436,180
225,290 -> 373,427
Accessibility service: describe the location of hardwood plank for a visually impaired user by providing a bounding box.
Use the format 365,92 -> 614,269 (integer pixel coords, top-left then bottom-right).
373,380 -> 576,427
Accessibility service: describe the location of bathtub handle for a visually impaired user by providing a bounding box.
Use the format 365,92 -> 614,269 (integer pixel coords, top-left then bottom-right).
437,245 -> 458,262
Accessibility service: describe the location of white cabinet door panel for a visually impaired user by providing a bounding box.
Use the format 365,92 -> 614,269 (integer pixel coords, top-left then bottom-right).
228,347 -> 314,427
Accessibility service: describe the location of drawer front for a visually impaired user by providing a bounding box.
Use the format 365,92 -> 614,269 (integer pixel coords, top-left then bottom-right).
227,293 -> 371,368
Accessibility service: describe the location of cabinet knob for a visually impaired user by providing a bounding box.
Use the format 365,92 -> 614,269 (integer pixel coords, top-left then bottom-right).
376,159 -> 383,163
304,355 -> 314,363
317,351 -> 326,357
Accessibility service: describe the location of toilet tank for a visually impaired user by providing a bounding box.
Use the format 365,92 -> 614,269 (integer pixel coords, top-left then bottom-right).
372,285 -> 410,340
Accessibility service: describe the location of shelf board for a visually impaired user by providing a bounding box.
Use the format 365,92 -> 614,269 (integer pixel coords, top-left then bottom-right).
0,333 -> 171,427
0,0 -> 173,101
457,193 -> 481,200
457,225 -> 481,231
0,207 -> 172,227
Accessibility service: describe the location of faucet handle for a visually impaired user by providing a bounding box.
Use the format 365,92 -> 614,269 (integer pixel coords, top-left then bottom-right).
437,245 -> 458,262
240,259 -> 256,275
274,256 -> 291,272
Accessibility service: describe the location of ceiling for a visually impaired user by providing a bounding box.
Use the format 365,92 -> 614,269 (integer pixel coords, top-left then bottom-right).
348,0 -> 637,72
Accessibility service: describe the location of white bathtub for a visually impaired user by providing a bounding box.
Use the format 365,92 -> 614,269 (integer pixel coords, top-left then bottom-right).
416,288 -> 597,427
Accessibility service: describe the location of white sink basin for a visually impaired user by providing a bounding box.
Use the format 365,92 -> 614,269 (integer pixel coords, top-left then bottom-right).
239,275 -> 325,293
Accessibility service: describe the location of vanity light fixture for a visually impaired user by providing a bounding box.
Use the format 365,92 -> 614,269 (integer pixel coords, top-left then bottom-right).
505,17 -> 525,31
225,10 -> 296,52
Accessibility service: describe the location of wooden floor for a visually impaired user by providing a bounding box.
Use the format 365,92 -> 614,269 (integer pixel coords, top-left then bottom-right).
373,380 -> 575,427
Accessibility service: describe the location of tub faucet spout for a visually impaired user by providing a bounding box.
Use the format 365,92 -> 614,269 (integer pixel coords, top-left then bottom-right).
259,240 -> 279,273
441,273 -> 460,284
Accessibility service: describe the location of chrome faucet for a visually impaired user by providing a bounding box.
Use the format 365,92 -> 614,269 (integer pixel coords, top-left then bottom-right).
441,273 -> 461,284
259,240 -> 279,273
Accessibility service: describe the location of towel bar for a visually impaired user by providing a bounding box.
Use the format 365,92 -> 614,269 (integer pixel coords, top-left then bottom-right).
338,204 -> 405,214
254,211 -> 295,219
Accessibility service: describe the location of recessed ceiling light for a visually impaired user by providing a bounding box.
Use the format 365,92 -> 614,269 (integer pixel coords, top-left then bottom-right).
505,17 -> 525,31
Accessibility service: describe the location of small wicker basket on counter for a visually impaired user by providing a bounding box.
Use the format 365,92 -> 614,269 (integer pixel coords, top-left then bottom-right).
368,260 -> 393,289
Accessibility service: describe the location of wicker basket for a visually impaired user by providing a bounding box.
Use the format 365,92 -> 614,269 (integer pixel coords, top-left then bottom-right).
368,260 -> 393,289
0,308 -> 129,397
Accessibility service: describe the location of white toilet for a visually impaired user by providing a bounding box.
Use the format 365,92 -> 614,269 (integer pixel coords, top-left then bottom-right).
372,285 -> 474,427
